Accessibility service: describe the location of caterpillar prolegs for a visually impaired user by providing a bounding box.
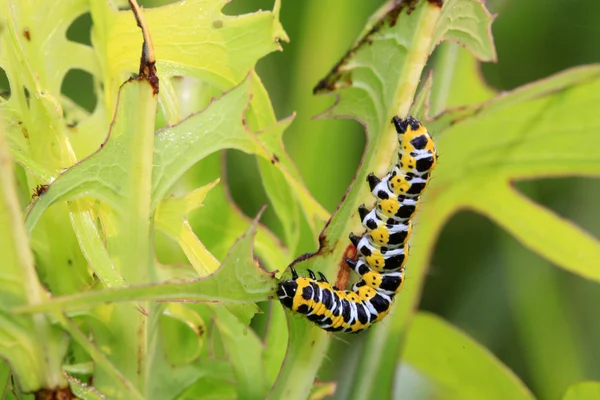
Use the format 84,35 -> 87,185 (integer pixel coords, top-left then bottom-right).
277,116 -> 438,333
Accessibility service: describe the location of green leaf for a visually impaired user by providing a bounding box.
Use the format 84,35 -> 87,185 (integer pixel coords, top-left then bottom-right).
67,375 -> 107,400
90,0 -> 288,111
430,0 -> 496,60
562,382 -> 600,400
13,210 -> 277,314
89,0 -> 326,247
25,75 -> 158,284
0,123 -> 67,392
431,66 -> 600,281
400,313 -> 535,400
1,0 -> 95,296
152,77 -> 284,209
213,306 -> 266,399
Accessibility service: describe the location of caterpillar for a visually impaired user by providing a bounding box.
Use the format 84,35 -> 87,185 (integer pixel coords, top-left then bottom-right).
277,116 -> 437,333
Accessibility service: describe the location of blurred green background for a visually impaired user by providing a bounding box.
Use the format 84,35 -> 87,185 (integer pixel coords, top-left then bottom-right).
2,1 -> 599,399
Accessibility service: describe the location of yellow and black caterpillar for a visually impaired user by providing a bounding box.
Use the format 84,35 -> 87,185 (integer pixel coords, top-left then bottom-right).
278,116 -> 437,333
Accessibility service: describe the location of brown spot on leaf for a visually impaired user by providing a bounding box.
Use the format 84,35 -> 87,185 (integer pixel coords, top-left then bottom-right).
23,28 -> 30,41
213,20 -> 223,28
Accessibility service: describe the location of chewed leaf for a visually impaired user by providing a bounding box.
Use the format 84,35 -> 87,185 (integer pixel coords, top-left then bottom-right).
24,76 -> 280,228
25,76 -> 158,231
13,210 -> 277,315
90,0 -> 287,109
152,77 -> 264,208
400,313 -> 535,400
152,74 -> 327,235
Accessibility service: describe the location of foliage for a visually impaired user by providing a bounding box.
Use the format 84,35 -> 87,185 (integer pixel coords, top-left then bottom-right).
0,0 -> 599,399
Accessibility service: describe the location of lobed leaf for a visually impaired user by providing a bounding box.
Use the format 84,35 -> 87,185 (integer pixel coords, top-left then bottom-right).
431,66 -> 600,281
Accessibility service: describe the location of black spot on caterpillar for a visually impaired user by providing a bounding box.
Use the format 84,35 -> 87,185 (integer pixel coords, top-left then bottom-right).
278,116 -> 438,332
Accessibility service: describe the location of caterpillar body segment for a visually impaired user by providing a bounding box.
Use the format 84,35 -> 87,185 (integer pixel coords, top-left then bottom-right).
349,260 -> 405,296
388,168 -> 430,197
277,266 -> 394,332
353,235 -> 408,272
278,116 -> 437,333
370,177 -> 422,220
360,207 -> 412,248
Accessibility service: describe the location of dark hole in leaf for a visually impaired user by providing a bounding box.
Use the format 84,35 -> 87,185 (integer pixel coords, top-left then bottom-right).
66,12 -> 92,46
61,68 -> 97,112
0,67 -> 10,100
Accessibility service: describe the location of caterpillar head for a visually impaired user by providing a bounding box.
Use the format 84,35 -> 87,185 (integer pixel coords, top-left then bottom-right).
277,266 -> 300,309
277,280 -> 297,309
392,115 -> 421,135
